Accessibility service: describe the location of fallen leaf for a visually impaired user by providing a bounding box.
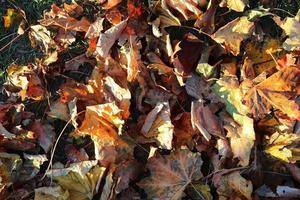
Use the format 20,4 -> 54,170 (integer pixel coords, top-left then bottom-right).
220,0 -> 249,12
4,64 -> 46,101
47,161 -> 106,200
77,103 -> 132,166
35,186 -> 70,200
96,19 -> 127,57
138,149 -> 203,199
213,16 -> 255,56
39,4 -> 91,32
265,132 -> 300,162
214,171 -> 253,200
279,10 -> 300,51
243,66 -> 300,120
141,102 -> 174,150
191,99 -> 224,141
30,121 -> 55,153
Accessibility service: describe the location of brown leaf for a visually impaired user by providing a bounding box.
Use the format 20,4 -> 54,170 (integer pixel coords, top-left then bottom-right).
39,4 -> 91,32
173,112 -> 196,148
191,100 -> 224,141
243,66 -> 300,120
138,149 -> 203,199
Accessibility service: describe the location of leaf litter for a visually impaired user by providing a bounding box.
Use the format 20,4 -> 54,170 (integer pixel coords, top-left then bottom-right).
0,0 -> 300,199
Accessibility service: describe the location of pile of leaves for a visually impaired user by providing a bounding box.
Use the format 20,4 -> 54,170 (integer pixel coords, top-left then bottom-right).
0,0 -> 300,199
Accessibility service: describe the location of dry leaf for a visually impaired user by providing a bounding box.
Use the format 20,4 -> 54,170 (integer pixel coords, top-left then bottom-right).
35,186 -> 70,200
279,10 -> 300,51
96,19 -> 127,57
191,100 -> 224,141
213,16 -> 255,56
77,103 -> 132,166
243,66 -> 300,120
265,132 -> 300,162
220,0 -> 249,12
4,64 -> 45,101
138,149 -> 203,200
47,162 -> 106,200
213,171 -> 253,200
141,102 -> 174,150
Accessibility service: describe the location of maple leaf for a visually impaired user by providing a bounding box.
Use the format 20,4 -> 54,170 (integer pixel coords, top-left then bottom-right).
34,186 -> 70,200
39,4 -> 91,32
213,171 -> 253,200
96,19 -> 127,58
141,102 -> 174,150
191,100 -> 224,141
243,66 -> 300,120
138,149 -> 203,200
164,0 -> 202,20
244,38 -> 282,75
4,64 -> 45,101
47,161 -> 106,200
77,102 -> 132,166
279,10 -> 300,51
0,153 -> 22,196
213,16 -> 255,56
265,132 -> 300,163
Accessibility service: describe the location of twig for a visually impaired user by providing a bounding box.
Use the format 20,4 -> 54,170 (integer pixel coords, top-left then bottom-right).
0,27 -> 30,53
42,110 -> 85,180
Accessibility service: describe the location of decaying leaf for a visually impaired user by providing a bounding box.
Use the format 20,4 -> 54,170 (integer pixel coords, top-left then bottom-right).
243,66 -> 300,120
35,186 -> 70,200
265,132 -> 300,162
77,103 -> 132,165
47,161 -> 106,200
213,16 -> 255,56
96,19 -> 127,57
213,171 -> 253,200
138,149 -> 203,200
4,64 -> 46,101
39,4 -> 90,32
141,102 -> 174,150
0,153 -> 22,195
191,99 -> 224,141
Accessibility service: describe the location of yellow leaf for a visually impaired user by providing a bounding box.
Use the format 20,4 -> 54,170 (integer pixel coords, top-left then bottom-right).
3,8 -> 17,28
243,66 -> 300,120
265,132 -> 300,162
34,186 -> 70,200
220,0 -> 249,12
